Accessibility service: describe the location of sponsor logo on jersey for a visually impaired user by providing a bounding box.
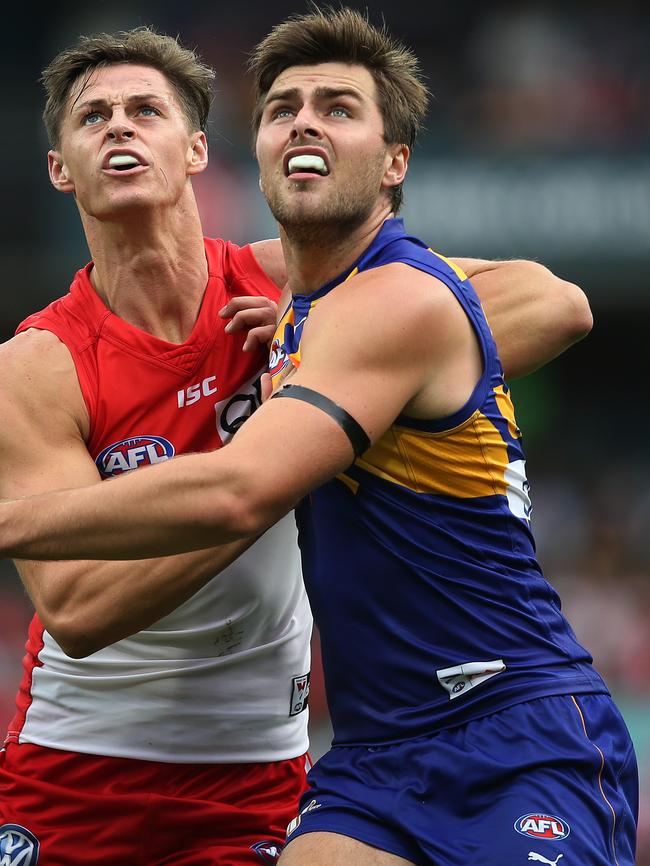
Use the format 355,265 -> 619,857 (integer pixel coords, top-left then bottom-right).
250,840 -> 283,863
289,672 -> 310,716
528,853 -> 564,865
286,799 -> 322,837
177,375 -> 218,408
515,814 -> 570,841
95,435 -> 175,477
0,824 -> 40,866
213,370 -> 264,444
437,659 -> 506,700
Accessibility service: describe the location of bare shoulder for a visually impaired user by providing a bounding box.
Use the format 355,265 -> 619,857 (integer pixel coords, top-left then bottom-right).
343,262 -> 460,311
312,262 -> 469,356
0,329 -> 89,441
249,238 -> 286,288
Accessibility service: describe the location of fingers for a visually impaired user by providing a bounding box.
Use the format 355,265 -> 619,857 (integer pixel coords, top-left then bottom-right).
224,307 -> 275,334
260,372 -> 273,403
220,296 -> 277,333
220,296 -> 278,353
242,325 -> 276,353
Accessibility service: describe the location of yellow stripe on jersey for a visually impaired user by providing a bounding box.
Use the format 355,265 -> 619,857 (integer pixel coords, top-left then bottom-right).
429,250 -> 468,282
355,410 -> 511,499
337,472 -> 360,495
494,385 -> 521,441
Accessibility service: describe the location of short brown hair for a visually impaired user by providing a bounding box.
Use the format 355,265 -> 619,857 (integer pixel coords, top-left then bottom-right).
248,6 -> 429,211
41,26 -> 215,148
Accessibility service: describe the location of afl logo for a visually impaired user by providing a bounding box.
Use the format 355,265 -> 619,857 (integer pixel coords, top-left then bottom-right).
0,824 -> 40,865
95,435 -> 175,477
515,813 -> 570,840
269,338 -> 289,378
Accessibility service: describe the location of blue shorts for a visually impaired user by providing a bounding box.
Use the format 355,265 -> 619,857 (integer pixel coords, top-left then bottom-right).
287,694 -> 638,865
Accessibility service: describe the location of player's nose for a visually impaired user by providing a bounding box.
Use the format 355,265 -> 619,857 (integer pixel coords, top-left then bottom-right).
106,116 -> 136,141
290,106 -> 322,140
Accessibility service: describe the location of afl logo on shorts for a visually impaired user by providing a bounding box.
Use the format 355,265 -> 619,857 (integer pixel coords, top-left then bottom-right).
0,824 -> 40,866
95,435 -> 175,477
515,813 -> 570,840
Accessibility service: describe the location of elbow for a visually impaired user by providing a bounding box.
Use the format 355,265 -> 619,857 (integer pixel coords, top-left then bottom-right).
43,610 -> 109,659
211,482 -> 294,541
559,280 -> 593,344
219,492 -> 287,540
55,631 -> 106,660
59,640 -> 100,660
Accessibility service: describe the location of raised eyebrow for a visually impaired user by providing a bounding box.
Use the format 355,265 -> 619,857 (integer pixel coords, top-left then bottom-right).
72,98 -> 109,117
313,87 -> 364,103
124,92 -> 167,106
264,85 -> 364,109
264,87 -> 300,107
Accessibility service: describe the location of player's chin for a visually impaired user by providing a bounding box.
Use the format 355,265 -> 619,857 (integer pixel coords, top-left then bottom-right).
89,191 -> 164,218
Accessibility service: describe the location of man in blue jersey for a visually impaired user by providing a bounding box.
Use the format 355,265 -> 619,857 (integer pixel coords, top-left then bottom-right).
0,8 -> 637,866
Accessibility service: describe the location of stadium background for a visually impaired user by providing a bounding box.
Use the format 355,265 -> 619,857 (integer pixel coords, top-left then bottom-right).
0,0 -> 648,857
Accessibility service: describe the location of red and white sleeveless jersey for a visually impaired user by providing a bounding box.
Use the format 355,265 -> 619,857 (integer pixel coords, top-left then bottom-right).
6,238 -> 312,763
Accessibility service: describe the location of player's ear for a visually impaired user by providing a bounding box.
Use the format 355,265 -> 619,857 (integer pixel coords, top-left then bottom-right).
48,151 -> 75,193
381,143 -> 409,192
187,131 -> 208,175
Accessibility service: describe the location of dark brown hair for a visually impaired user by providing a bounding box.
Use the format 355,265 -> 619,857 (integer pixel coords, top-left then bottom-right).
41,27 -> 215,148
248,6 -> 429,211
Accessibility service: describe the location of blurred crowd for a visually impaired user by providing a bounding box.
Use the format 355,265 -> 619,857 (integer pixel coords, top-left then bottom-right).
165,3 -> 650,158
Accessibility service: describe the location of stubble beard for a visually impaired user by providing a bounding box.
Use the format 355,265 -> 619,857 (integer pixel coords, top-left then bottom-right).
264,157 -> 386,248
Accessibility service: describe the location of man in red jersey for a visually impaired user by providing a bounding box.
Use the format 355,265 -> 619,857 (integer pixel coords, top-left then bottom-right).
0,25 -> 593,866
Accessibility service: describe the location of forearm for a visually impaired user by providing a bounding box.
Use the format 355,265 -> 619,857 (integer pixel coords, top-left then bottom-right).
453,258 -> 592,378
17,534 -> 258,658
0,385 -> 353,565
0,451 -> 257,561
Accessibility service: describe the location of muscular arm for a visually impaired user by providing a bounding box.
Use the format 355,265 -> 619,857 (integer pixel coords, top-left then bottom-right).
449,257 -> 593,379
251,239 -> 592,379
0,265 -> 476,563
249,238 -> 287,288
0,330 -> 257,657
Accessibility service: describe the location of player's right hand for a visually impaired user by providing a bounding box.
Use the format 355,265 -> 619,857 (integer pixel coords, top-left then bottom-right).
219,296 -> 278,352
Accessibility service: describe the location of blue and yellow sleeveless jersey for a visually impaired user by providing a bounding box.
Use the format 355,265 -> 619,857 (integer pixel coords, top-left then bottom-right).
270,218 -> 607,745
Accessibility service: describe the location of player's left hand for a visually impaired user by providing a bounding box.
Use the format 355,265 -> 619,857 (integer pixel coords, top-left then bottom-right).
219,296 -> 278,352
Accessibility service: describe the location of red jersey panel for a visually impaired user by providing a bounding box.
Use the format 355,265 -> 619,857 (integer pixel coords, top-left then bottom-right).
18,238 -> 279,457
7,238 -> 312,764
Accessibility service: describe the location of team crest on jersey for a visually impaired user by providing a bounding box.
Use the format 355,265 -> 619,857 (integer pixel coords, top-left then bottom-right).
250,840 -> 282,863
289,672 -> 310,716
515,813 -> 570,841
269,338 -> 289,379
0,824 -> 40,866
95,435 -> 175,477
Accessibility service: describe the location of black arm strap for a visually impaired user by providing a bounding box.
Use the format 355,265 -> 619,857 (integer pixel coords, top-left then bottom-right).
271,384 -> 370,457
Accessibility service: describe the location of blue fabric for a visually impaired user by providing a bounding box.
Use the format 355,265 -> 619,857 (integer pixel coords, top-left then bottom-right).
289,218 -> 607,744
287,694 -> 638,866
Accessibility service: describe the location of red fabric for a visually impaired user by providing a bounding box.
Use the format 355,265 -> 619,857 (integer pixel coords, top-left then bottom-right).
0,743 -> 308,865
15,239 -> 280,458
4,616 -> 44,748
7,238 -> 280,746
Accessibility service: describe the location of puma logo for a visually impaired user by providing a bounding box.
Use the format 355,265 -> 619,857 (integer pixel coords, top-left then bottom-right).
528,853 -> 564,865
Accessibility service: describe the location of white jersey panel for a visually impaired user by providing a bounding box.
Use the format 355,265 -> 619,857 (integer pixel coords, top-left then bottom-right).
19,515 -> 312,763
